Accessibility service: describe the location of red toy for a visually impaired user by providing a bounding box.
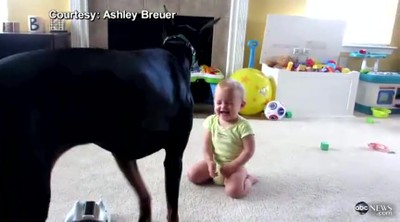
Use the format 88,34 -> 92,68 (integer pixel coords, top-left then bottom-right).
306,58 -> 315,67
368,143 -> 396,154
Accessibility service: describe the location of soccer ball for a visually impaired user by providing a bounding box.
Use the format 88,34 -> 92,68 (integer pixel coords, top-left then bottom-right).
264,100 -> 286,120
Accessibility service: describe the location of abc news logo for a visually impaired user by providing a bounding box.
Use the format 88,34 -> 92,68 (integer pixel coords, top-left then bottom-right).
355,201 -> 394,216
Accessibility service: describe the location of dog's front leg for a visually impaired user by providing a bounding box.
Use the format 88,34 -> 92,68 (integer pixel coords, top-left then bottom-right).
164,148 -> 184,222
114,155 -> 151,222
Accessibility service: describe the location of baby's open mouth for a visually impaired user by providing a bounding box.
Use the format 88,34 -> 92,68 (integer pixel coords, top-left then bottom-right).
220,110 -> 230,115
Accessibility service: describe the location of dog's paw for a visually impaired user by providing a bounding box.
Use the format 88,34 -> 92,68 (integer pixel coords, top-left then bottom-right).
138,215 -> 151,222
167,213 -> 179,222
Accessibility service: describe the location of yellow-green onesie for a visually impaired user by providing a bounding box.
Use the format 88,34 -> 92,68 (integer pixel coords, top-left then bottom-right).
203,114 -> 254,185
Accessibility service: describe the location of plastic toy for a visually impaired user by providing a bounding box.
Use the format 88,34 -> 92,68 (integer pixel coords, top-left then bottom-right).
341,67 -> 351,73
366,117 -> 375,124
368,143 -> 395,154
320,142 -> 329,151
266,55 -> 351,74
359,49 -> 367,54
190,65 -> 224,84
306,58 -> 314,67
285,111 -> 293,118
349,50 -> 388,73
355,71 -> 400,115
326,62 -> 336,68
371,107 -> 391,118
264,100 -> 286,120
191,64 -> 224,109
230,68 -> 275,115
247,40 -> 258,68
230,39 -> 276,115
65,200 -> 111,222
286,61 -> 294,71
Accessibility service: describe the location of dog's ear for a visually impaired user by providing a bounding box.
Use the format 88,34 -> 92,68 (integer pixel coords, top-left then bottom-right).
162,21 -> 168,41
177,24 -> 197,32
162,5 -> 175,40
163,5 -> 175,28
198,17 -> 221,35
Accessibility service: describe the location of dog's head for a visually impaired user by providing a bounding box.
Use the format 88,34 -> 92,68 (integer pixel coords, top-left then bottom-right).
161,5 -> 220,70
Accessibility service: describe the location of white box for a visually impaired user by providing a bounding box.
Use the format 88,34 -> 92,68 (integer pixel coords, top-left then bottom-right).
262,64 -> 360,117
260,15 -> 360,117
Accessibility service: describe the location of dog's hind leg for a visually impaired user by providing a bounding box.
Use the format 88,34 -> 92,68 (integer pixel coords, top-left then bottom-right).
113,155 -> 151,222
164,133 -> 191,222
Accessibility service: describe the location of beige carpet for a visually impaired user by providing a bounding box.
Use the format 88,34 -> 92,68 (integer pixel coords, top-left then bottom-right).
47,115 -> 400,222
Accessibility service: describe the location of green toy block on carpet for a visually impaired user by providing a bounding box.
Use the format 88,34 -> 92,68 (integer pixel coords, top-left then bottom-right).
366,117 -> 375,124
191,65 -> 224,84
320,142 -> 329,151
285,111 -> 293,118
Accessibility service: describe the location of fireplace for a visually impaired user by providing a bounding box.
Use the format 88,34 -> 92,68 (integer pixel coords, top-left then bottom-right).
107,15 -> 215,67
107,14 -> 217,105
86,0 -> 249,107
87,0 -> 249,77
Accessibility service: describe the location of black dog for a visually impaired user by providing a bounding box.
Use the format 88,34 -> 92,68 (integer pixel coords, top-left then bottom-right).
0,11 -> 220,222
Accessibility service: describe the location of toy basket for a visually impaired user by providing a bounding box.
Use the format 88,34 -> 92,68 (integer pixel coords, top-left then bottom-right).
371,107 -> 391,118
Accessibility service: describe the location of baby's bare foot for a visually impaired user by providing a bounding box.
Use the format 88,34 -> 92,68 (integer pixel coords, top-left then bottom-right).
247,174 -> 258,185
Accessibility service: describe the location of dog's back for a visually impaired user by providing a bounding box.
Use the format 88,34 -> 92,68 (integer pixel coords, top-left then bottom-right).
0,47 -> 192,144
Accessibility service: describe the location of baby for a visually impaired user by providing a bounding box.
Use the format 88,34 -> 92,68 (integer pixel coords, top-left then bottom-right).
187,79 -> 258,199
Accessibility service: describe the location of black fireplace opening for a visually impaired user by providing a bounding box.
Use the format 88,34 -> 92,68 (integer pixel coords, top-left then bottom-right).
108,14 -> 214,68
108,15 -> 216,105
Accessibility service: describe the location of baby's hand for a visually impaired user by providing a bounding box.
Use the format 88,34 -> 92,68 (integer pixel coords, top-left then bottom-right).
221,163 -> 239,178
207,160 -> 216,178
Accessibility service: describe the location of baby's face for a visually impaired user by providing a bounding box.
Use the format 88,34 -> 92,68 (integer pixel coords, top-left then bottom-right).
213,86 -> 244,122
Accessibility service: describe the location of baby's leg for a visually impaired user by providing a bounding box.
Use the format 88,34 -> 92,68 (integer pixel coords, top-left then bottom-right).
224,167 -> 258,199
187,160 -> 212,184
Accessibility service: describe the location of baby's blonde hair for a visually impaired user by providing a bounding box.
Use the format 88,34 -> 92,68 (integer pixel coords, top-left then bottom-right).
217,79 -> 245,100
